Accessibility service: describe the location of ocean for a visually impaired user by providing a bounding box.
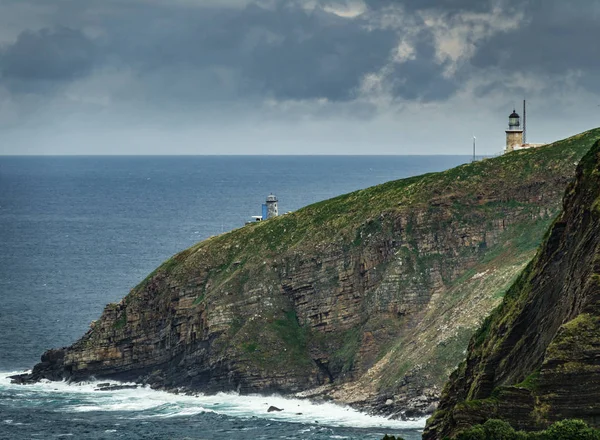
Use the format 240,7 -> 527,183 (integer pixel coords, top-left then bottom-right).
0,155 -> 469,439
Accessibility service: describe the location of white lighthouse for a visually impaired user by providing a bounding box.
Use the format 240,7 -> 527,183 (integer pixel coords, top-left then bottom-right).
266,194 -> 278,219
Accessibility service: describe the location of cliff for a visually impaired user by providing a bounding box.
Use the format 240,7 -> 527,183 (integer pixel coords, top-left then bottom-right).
423,138 -> 600,439
14,128 -> 600,417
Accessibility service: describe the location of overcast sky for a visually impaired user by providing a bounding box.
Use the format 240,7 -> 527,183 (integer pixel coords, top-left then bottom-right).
0,0 -> 599,154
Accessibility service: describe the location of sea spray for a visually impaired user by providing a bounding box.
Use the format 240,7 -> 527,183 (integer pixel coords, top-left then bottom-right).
0,372 -> 425,432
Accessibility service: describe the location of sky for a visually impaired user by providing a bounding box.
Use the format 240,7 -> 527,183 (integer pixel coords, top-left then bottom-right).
0,0 -> 599,155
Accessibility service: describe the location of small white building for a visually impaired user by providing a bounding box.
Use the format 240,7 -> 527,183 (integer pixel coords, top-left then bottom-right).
247,194 -> 279,224
265,194 -> 278,219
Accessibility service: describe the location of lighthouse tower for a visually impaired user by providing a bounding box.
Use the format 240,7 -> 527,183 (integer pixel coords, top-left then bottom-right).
266,194 -> 278,219
505,109 -> 524,153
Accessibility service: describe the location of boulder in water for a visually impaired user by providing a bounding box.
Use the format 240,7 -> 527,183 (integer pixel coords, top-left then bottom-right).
95,384 -> 138,392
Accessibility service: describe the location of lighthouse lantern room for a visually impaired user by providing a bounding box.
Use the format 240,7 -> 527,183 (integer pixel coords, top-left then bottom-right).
505,109 -> 524,153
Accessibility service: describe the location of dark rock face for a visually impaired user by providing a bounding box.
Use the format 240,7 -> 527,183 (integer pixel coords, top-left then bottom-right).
12,129 -> 600,417
95,383 -> 138,391
424,140 -> 600,439
11,348 -> 68,384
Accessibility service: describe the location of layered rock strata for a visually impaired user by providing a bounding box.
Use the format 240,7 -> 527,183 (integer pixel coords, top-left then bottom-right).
14,129 -> 600,417
423,139 -> 600,438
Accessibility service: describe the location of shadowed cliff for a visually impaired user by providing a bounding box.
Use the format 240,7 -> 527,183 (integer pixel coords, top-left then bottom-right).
14,128 -> 600,417
423,138 -> 600,439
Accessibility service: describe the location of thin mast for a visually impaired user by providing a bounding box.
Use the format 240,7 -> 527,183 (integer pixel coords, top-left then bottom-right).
523,99 -> 527,145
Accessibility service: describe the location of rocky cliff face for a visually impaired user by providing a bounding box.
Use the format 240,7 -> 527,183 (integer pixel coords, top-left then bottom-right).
14,129 -> 600,417
423,138 -> 600,439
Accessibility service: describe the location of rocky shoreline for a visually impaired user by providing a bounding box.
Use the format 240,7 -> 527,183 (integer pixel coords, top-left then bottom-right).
10,353 -> 433,420
12,129 -> 600,428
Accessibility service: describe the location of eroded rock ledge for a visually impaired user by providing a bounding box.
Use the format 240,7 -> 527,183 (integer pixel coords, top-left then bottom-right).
424,139 -> 600,439
13,129 -> 600,419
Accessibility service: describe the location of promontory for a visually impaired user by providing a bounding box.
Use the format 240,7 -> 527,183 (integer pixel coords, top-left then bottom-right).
13,128 -> 600,419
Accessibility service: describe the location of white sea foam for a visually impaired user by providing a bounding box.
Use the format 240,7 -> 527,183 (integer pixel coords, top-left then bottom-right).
0,371 -> 426,429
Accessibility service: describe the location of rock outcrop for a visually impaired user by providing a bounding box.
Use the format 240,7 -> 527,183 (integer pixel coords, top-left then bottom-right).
13,129 -> 600,417
423,139 -> 600,439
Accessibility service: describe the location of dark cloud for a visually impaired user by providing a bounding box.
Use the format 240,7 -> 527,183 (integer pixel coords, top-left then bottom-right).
243,11 -> 396,100
100,2 -> 400,102
0,1 -> 458,104
471,0 -> 600,93
356,0 -> 526,16
6,0 -> 567,107
472,18 -> 600,74
107,3 -> 398,102
1,26 -> 96,82
389,37 -> 457,101
0,0 -> 599,137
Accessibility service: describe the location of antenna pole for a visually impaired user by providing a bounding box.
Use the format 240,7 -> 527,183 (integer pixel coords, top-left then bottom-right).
523,99 -> 527,145
473,136 -> 476,162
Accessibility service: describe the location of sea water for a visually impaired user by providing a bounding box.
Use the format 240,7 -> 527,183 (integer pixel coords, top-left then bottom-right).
0,155 -> 468,439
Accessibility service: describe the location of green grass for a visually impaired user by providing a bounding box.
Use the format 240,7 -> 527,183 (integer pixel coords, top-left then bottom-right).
113,312 -> 127,330
451,419 -> 600,440
243,342 -> 258,353
329,327 -> 362,375
426,138 -> 600,439
142,127 -> 600,290
207,129 -> 600,384
85,128 -> 600,399
271,310 -> 308,352
513,370 -> 541,391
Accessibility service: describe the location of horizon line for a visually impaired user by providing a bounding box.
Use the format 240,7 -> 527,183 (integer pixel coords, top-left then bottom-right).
0,153 -> 493,158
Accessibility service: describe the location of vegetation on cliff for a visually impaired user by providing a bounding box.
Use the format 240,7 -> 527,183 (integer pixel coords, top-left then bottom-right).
423,137 -> 600,438
383,419 -> 600,440
454,419 -> 600,440
16,128 -> 600,418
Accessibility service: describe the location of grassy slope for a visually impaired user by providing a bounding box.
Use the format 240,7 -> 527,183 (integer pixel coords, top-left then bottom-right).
118,128 -> 600,399
367,131 -> 600,397
151,128 -> 600,283
423,139 -> 600,438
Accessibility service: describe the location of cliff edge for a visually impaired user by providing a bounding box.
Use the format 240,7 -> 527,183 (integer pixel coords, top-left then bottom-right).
423,138 -> 600,439
13,129 -> 600,417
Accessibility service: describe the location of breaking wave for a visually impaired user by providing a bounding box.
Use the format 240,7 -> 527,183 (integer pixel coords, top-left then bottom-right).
0,371 -> 426,430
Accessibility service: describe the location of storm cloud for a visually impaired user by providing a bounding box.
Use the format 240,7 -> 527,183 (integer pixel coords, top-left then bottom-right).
2,26 -> 95,81
0,0 -> 598,154
0,0 -> 510,103
471,0 -> 600,93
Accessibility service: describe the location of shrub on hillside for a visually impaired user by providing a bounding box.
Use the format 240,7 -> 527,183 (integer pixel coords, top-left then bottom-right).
451,419 -> 600,440
456,419 -> 522,440
538,419 -> 600,440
